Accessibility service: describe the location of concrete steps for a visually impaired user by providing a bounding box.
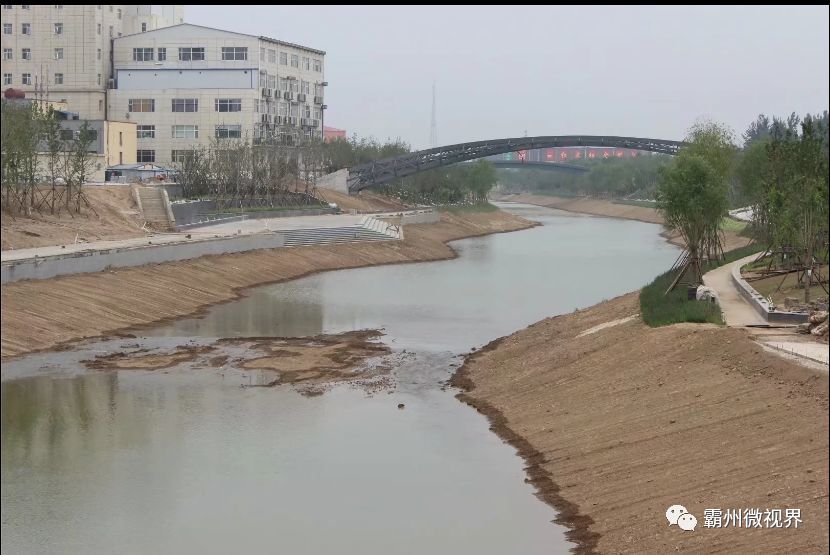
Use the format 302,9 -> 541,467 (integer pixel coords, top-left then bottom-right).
137,187 -> 174,231
281,226 -> 395,247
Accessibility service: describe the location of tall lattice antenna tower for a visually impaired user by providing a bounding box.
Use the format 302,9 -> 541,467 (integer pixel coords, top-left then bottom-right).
430,81 -> 438,148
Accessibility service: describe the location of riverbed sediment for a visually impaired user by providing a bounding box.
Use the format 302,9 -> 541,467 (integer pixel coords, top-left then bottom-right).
452,291 -> 829,553
1,209 -> 535,360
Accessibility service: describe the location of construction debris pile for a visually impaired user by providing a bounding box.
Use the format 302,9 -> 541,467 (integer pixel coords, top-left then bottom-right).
797,310 -> 829,340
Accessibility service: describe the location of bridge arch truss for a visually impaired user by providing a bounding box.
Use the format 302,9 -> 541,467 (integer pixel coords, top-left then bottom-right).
347,135 -> 684,192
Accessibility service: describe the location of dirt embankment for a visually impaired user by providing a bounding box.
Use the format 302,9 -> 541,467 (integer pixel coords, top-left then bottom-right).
498,193 -> 751,252
0,209 -> 535,360
1,186 -> 149,250
315,187 -> 410,213
452,292 -> 829,554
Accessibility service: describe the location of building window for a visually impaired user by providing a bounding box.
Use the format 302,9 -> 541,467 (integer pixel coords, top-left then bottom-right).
21,48 -> 31,60
3,23 -> 12,35
171,98 -> 198,112
98,99 -> 103,111
54,22 -> 63,35
215,125 -> 242,139
97,23 -> 101,35
279,52 -> 287,65
172,125 -> 198,139
302,57 -> 310,70
128,98 -> 155,112
133,47 -> 153,61
267,49 -> 276,63
3,74 -> 11,86
221,47 -> 247,61
259,47 -> 265,61
215,98 -> 242,112
54,48 -> 64,60
60,129 -> 74,140
290,54 -> 298,68
97,73 -> 101,85
2,5 -> 12,9
54,73 -> 63,84
119,131 -> 122,146
136,150 -> 155,163
21,23 -> 31,35
313,59 -> 322,72
171,150 -> 195,164
22,73 -> 32,85
97,48 -> 101,60
157,47 -> 166,61
178,47 -> 205,61
54,4 -> 63,9
22,5 -> 30,9
301,80 -> 309,94
2,48 -> 12,60
136,124 -> 155,138
116,7 -> 121,19
141,22 -> 147,32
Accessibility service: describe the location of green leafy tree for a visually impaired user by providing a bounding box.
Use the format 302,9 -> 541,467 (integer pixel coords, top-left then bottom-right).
656,120 -> 734,289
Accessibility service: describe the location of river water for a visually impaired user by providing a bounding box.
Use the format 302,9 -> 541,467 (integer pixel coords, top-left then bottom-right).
1,203 -> 679,554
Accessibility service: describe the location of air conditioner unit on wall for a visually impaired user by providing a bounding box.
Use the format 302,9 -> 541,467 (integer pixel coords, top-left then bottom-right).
313,96 -> 323,105
262,88 -> 272,97
283,91 -> 294,101
296,93 -> 306,102
276,115 -> 285,125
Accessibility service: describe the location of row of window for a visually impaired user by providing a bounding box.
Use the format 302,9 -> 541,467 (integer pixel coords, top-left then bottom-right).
3,5 -> 63,9
134,124 -> 244,140
4,22 -> 64,35
131,46 -> 249,63
259,48 -> 322,72
127,98 -> 243,113
3,72 -> 103,86
3,21 -> 123,38
258,73 -> 323,96
253,99 -> 321,119
2,46 -> 101,61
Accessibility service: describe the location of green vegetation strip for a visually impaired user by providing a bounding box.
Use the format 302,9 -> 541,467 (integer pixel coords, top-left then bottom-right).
640,244 -> 764,327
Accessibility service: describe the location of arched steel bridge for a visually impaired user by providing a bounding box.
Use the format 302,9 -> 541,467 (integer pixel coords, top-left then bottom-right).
347,135 -> 685,192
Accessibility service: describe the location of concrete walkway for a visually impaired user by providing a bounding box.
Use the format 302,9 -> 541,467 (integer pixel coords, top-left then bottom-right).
1,211 -> 408,264
703,254 -> 829,371
702,253 -> 767,327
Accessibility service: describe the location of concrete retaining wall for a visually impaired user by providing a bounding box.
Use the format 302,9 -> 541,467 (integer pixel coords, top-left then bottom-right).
1,233 -> 286,283
730,262 -> 809,324
401,210 -> 441,225
171,200 -> 336,229
317,168 -> 349,193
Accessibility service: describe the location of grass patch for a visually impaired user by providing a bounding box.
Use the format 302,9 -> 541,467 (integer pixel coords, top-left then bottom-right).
440,202 -> 499,213
720,216 -> 747,233
640,243 -> 765,327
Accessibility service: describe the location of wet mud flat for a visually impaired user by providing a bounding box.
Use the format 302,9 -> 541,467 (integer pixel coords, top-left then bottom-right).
81,330 -> 397,396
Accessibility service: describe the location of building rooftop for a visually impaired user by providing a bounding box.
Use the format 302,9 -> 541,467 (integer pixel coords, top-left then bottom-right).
115,23 -> 325,56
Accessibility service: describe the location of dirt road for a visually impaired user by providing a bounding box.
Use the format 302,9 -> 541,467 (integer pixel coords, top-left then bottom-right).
453,292 -> 829,553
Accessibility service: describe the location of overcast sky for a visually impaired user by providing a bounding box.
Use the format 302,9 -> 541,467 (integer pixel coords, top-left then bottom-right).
186,5 -> 829,150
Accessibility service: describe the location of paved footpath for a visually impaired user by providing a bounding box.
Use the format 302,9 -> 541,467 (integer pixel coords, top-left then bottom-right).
702,253 -> 767,327
703,254 -> 829,370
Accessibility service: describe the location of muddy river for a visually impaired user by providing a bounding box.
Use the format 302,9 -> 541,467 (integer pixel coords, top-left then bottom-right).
1,203 -> 679,554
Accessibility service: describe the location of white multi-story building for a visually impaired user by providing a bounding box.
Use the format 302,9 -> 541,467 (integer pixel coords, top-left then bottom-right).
1,4 -> 182,119
108,23 -> 326,167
